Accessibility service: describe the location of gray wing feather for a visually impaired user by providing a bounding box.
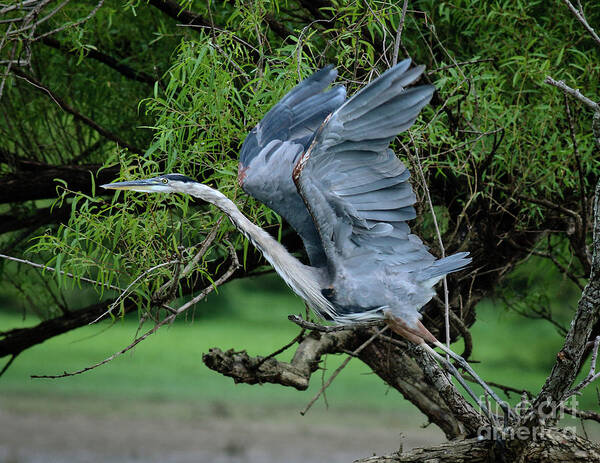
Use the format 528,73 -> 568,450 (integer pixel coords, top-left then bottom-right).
239,66 -> 346,266
294,59 -> 470,283
240,66 -> 345,165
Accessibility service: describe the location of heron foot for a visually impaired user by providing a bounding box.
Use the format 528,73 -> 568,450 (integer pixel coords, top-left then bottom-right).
422,342 -> 514,429
433,341 -> 515,424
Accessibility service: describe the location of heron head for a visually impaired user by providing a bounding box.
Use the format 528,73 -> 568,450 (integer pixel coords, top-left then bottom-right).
101,173 -> 198,194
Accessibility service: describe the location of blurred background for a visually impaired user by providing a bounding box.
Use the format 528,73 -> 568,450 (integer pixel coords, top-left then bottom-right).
1,259 -> 599,463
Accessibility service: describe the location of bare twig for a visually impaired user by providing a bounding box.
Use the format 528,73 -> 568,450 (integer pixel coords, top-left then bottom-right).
425,126 -> 503,156
427,58 -> 494,75
254,328 -> 306,369
412,141 -> 451,355
594,111 -> 600,149
564,95 -> 588,236
449,308 -> 473,359
0,253 -> 123,292
561,0 -> 600,48
31,245 -> 239,379
89,260 -> 180,324
0,24 -> 16,100
288,314 -> 382,332
175,24 -> 260,56
40,36 -> 157,86
361,0 -> 390,68
34,0 -> 105,41
9,0 -> 70,36
565,336 -> 600,398
153,221 -> 223,299
294,18 -> 331,80
392,0 -> 408,66
564,407 -> 600,423
0,0 -> 41,14
495,183 -> 581,220
544,76 -> 600,112
0,354 -> 17,378
432,295 -> 474,358
507,239 -> 585,291
463,375 -> 534,400
507,300 -> 569,337
11,69 -> 144,154
181,218 -> 223,277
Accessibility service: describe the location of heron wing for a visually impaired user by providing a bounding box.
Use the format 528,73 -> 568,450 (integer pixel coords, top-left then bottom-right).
293,60 -> 441,277
239,66 -> 346,266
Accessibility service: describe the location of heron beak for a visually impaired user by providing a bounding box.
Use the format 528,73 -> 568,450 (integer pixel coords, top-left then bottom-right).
100,178 -> 165,193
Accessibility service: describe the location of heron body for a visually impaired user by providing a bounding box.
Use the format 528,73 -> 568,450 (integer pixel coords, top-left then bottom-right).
237,59 -> 471,329
97,59 -> 531,425
103,59 -> 471,337
102,62 -> 520,421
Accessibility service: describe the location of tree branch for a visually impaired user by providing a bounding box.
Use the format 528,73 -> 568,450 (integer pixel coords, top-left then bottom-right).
11,69 -> 144,154
532,179 -> 600,418
564,407 -> 600,423
264,12 -> 293,40
40,36 -> 157,86
0,298 -> 118,359
544,76 -> 600,112
31,244 -> 239,379
203,330 -> 356,390
356,436 -> 491,463
0,163 -> 119,204
203,323 -> 487,438
300,326 -> 388,415
355,427 -> 600,463
0,246 -> 269,359
0,204 -> 70,234
561,0 -> 600,49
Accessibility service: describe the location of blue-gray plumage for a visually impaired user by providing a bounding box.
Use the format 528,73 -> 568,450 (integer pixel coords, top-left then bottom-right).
239,65 -> 346,267
238,59 -> 470,330
102,60 -> 517,422
104,60 -> 472,336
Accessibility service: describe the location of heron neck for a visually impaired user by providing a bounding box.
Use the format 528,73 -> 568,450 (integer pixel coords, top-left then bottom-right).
189,184 -> 298,268
185,183 -> 336,319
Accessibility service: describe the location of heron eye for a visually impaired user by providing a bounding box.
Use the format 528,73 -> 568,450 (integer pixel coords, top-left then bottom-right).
161,178 -> 168,184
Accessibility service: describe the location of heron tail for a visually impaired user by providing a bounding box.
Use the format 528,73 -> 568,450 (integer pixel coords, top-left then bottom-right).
418,252 -> 471,286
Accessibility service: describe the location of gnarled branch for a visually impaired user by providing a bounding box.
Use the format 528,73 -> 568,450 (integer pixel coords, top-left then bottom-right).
203,330 -> 355,390
355,427 -> 600,463
203,325 -> 488,439
532,179 -> 600,420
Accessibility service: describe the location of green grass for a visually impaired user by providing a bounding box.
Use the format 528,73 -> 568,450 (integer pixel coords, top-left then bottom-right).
1,275 -> 598,413
0,276 -> 410,413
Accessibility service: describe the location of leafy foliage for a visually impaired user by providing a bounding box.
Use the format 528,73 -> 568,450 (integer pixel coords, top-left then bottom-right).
0,0 -> 598,356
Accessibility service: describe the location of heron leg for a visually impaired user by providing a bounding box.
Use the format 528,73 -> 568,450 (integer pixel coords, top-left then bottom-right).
384,315 -> 428,345
385,314 -> 513,426
420,343 -> 495,422
432,340 -> 514,425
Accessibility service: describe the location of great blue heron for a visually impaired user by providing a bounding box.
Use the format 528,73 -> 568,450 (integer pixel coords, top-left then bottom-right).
102,59 -> 511,422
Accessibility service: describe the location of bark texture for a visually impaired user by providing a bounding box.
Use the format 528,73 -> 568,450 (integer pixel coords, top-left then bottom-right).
355,428 -> 600,463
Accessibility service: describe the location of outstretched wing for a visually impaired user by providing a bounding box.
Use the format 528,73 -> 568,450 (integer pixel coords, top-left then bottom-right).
293,59 -> 463,281
239,67 -> 346,267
